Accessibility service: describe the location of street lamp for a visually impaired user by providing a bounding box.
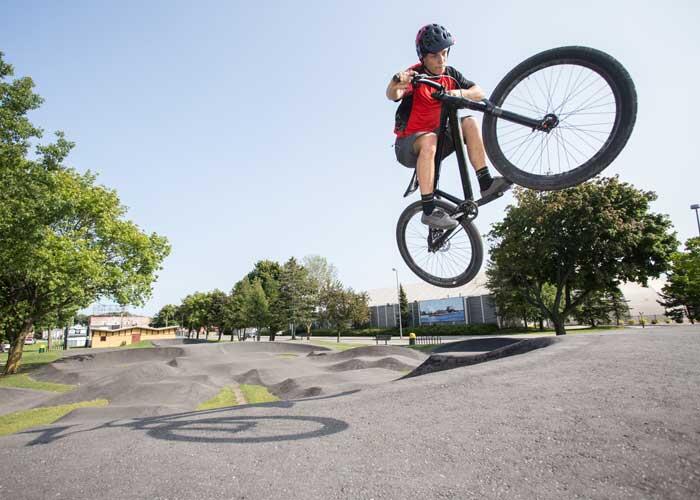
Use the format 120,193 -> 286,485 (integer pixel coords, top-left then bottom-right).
391,268 -> 403,340
691,204 -> 700,236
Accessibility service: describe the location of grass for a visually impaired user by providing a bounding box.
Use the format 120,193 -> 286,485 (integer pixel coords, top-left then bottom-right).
0,373 -> 75,392
197,386 -> 239,410
308,340 -> 370,351
0,399 -> 109,436
0,343 -> 62,373
275,353 -> 298,359
115,340 -> 154,350
406,344 -> 441,353
239,384 -> 279,404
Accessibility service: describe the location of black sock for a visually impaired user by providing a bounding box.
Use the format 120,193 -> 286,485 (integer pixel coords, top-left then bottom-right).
476,166 -> 493,191
421,193 -> 435,216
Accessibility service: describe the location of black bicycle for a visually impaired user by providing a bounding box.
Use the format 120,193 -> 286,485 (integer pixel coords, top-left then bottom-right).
396,46 -> 637,287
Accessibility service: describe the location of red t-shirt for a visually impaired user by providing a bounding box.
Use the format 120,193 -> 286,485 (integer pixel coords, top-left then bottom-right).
394,64 -> 475,138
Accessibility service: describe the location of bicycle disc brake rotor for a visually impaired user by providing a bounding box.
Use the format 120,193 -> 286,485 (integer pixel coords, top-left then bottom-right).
428,228 -> 451,252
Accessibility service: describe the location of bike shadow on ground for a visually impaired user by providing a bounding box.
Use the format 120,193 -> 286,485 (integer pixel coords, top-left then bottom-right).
19,390 -> 359,447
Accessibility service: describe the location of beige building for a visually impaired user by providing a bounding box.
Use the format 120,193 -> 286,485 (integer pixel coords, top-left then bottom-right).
90,325 -> 178,348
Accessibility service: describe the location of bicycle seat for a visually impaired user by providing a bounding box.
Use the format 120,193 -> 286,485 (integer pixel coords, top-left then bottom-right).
403,170 -> 419,197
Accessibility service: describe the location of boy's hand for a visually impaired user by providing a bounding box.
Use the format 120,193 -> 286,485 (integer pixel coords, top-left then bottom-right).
392,70 -> 417,87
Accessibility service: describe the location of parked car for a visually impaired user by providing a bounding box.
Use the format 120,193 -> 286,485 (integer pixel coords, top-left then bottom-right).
1,341 -> 10,352
24,337 -> 36,345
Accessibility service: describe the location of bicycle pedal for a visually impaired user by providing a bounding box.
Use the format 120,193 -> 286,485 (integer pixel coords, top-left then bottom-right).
476,191 -> 504,207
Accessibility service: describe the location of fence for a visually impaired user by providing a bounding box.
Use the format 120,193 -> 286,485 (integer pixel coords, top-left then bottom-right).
416,335 -> 442,345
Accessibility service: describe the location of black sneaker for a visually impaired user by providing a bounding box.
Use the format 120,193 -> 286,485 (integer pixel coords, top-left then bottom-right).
479,177 -> 512,204
421,208 -> 459,229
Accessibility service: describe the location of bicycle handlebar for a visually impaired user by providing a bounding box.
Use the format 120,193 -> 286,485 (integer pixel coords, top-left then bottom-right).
411,74 -> 491,112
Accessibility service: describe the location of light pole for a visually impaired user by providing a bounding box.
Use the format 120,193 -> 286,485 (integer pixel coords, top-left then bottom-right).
392,268 -> 403,340
691,204 -> 700,236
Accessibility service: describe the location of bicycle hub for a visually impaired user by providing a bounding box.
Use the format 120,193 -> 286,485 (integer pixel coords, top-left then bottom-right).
540,113 -> 559,133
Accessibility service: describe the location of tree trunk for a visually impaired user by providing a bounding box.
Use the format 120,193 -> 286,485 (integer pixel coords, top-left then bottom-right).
337,328 -> 340,343
306,323 -> 312,340
4,321 -> 33,375
218,329 -> 222,342
553,319 -> 567,336
538,318 -> 544,330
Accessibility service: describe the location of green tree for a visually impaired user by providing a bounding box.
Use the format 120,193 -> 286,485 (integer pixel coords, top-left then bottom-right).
151,304 -> 178,328
179,292 -> 210,338
247,260 -> 283,335
571,288 -> 623,327
318,281 -> 369,342
398,284 -> 410,328
206,289 -> 229,341
487,178 -> 677,335
277,258 -> 315,340
607,287 -> 631,326
227,278 -> 252,340
74,313 -> 90,327
301,255 -> 338,338
247,279 -> 270,341
0,53 -> 170,374
658,237 -> 700,323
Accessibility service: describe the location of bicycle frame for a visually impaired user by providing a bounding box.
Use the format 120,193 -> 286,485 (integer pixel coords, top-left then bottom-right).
411,76 -> 559,252
430,91 -> 554,206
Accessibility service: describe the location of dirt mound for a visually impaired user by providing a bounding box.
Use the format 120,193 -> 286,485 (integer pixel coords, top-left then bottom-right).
325,356 -> 417,373
32,364 -> 83,385
233,369 -> 266,386
269,377 -> 325,400
406,337 -> 560,378
432,337 -> 522,354
51,347 -> 185,369
151,338 -> 209,346
313,345 -> 427,362
198,341 -> 330,356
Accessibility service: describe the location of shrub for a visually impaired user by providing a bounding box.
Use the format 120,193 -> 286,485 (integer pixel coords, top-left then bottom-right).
627,319 -> 635,325
651,318 -> 658,325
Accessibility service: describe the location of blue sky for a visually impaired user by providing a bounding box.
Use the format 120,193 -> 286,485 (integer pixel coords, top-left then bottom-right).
3,0 -> 699,315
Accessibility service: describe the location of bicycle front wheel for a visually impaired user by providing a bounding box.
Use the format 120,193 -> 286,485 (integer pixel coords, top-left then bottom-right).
396,200 -> 483,288
483,46 -> 637,190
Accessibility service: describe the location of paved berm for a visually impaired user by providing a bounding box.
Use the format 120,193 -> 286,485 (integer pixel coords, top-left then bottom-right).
0,328 -> 698,499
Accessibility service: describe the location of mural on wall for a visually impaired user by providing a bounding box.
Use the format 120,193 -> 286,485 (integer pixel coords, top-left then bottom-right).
419,297 -> 465,325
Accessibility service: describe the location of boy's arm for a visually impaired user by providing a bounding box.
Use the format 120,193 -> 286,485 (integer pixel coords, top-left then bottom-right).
448,85 -> 486,101
386,70 -> 417,101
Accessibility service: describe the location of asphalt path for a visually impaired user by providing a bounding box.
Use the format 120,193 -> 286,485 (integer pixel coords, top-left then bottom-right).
1,327 -> 698,499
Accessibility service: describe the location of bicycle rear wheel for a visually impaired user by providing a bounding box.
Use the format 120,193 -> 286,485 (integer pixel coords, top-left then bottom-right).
396,200 -> 483,288
483,46 -> 637,190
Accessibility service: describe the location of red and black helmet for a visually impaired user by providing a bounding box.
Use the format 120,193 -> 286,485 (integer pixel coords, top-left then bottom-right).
415,24 -> 455,59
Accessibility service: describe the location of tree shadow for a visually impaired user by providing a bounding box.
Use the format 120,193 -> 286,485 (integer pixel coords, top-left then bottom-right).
20,390 -> 359,446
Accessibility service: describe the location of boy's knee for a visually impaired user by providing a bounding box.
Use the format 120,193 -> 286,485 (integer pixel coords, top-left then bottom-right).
461,116 -> 479,132
414,134 -> 438,156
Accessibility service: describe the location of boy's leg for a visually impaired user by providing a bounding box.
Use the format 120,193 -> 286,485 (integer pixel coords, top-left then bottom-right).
413,133 -> 437,196
461,116 -> 511,198
413,133 -> 458,229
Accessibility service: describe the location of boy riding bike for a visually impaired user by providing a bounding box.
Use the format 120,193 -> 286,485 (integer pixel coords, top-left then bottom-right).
387,23 -> 511,230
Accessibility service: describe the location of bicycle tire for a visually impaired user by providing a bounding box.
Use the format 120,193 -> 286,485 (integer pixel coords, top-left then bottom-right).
396,199 -> 483,288
483,46 -> 637,190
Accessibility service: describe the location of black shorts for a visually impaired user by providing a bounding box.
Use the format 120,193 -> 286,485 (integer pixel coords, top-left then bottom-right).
393,116 -> 473,168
